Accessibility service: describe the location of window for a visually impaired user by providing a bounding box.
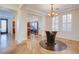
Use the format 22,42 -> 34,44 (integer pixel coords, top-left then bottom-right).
52,16 -> 59,31
62,14 -> 72,32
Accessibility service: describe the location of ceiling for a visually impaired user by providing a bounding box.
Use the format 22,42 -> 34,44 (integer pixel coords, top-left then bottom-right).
0,4 -> 19,19
0,4 -> 79,16
23,4 -> 79,13
0,4 -> 79,12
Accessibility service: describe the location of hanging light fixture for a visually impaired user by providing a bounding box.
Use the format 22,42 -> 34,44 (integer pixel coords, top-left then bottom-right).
48,4 -> 58,17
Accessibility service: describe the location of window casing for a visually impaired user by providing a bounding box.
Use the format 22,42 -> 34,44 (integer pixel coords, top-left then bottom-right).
52,16 -> 59,31
62,14 -> 72,32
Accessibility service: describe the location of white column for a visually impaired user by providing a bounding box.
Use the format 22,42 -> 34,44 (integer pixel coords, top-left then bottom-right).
15,9 -> 28,44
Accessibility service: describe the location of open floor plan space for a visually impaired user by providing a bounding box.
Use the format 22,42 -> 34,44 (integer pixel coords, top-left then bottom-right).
13,35 -> 79,54
0,4 -> 79,54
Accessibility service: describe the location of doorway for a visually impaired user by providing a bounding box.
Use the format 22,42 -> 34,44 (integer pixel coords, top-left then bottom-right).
30,21 -> 38,34
27,21 -> 38,38
0,18 -> 8,34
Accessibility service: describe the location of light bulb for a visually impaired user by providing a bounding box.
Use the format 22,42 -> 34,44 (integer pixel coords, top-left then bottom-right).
52,12 -> 55,15
55,13 -> 58,16
48,14 -> 51,16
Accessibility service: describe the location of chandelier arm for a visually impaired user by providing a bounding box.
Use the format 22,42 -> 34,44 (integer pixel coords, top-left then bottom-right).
51,4 -> 53,12
48,4 -> 58,16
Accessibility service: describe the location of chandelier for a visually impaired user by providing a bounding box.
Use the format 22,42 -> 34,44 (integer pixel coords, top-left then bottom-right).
48,4 -> 58,16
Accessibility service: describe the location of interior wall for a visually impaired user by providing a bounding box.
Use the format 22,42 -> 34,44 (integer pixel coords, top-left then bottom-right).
27,14 -> 45,36
56,8 -> 79,41
15,8 -> 46,43
45,16 -> 52,31
25,9 -> 46,36
8,18 -> 12,34
0,17 -> 13,34
45,8 -> 79,41
5,17 -> 16,35
38,16 -> 45,36
0,11 -> 15,34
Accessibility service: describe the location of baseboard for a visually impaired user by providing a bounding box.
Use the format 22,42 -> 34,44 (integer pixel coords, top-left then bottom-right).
57,36 -> 79,42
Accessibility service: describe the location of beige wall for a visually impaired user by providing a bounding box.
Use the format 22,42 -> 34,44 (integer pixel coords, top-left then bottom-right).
56,8 -> 79,41
45,16 -> 52,31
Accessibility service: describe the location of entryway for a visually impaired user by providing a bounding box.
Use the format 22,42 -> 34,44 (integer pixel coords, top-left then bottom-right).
0,18 -> 15,53
0,18 -> 8,34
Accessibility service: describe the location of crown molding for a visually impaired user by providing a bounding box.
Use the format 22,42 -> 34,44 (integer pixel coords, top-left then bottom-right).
22,7 -> 47,16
